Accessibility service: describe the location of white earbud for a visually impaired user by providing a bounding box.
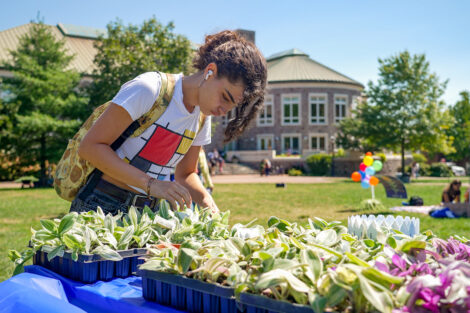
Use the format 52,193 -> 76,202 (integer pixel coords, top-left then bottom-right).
205,70 -> 213,80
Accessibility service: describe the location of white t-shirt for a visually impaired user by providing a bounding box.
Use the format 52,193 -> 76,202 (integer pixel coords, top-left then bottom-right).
111,72 -> 211,192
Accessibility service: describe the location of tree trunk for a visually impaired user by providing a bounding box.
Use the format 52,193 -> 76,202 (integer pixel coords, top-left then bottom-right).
401,137 -> 406,177
39,133 -> 47,187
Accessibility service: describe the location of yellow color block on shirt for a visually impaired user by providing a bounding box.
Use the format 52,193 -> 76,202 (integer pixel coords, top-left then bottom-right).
184,129 -> 196,139
177,137 -> 193,154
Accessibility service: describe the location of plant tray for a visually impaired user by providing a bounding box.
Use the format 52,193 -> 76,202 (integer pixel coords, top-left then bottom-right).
33,248 -> 146,283
138,269 -> 241,313
239,292 -> 315,313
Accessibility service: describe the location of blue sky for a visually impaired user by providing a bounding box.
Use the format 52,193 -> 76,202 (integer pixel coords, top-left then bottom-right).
1,0 -> 469,104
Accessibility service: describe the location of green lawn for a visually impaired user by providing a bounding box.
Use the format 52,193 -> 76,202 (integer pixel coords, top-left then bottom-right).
1,181 -> 470,282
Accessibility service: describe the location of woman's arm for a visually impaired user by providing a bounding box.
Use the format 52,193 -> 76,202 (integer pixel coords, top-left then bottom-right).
175,145 -> 218,212
78,102 -> 191,208
442,192 -> 450,203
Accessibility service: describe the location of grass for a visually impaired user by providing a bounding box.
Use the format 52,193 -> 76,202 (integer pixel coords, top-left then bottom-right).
1,181 -> 470,282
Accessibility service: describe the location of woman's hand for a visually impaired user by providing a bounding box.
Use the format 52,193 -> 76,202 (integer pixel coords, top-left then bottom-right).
149,180 -> 192,210
201,194 -> 219,214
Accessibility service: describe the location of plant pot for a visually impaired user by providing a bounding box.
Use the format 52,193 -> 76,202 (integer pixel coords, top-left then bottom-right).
239,292 -> 315,313
33,248 -> 147,283
138,269 -> 241,313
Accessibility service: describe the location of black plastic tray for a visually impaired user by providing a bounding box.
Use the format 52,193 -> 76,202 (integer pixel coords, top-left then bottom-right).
239,293 -> 316,313
138,269 -> 240,313
33,248 -> 147,283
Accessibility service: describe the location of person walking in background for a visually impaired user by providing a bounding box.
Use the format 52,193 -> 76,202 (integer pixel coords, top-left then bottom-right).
411,161 -> 420,180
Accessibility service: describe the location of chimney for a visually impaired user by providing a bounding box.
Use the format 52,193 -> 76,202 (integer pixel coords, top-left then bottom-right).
235,29 -> 255,44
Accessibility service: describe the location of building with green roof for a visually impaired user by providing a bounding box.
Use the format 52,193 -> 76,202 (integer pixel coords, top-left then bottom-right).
209,48 -> 364,160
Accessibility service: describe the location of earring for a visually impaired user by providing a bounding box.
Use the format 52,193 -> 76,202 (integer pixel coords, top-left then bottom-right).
205,70 -> 213,80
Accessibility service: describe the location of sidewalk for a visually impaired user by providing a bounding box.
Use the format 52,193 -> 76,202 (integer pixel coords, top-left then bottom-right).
0,181 -> 22,189
212,174 -> 342,184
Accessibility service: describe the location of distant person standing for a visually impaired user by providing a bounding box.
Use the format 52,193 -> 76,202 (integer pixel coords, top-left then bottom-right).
264,159 -> 272,176
411,162 -> 420,180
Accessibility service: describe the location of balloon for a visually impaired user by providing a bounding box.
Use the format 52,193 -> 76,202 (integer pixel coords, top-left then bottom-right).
365,166 -> 376,176
370,176 -> 379,186
363,156 -> 374,166
359,170 -> 366,179
351,171 -> 361,182
372,160 -> 383,172
361,180 -> 370,189
366,152 -> 373,156
359,163 -> 367,171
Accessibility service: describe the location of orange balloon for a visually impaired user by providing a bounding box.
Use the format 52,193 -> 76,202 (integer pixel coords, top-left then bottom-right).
351,171 -> 361,182
370,176 -> 379,186
366,152 -> 373,156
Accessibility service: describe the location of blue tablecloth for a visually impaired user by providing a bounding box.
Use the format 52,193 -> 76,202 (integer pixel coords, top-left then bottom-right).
0,265 -> 186,313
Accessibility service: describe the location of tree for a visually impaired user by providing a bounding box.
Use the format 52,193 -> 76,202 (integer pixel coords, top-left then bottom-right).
447,91 -> 470,163
337,51 -> 454,176
0,22 -> 88,185
88,17 -> 193,108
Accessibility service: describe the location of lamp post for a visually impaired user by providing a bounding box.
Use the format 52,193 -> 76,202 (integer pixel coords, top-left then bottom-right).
330,135 -> 336,177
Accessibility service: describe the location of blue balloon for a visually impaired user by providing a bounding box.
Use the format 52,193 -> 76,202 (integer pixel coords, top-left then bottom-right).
361,180 -> 370,189
365,166 -> 376,176
359,170 -> 366,179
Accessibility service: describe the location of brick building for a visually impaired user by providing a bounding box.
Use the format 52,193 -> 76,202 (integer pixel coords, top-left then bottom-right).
207,48 -> 364,159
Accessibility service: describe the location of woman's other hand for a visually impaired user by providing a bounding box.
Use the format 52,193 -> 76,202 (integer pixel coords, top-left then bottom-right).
149,180 -> 192,210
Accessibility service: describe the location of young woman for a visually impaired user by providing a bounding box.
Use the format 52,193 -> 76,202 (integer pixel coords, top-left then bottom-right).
441,180 -> 462,204
70,30 -> 267,215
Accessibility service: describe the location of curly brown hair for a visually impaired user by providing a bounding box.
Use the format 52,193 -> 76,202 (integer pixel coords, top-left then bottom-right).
193,30 -> 267,142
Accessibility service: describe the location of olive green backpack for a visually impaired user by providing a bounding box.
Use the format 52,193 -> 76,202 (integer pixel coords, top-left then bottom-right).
54,72 -> 204,201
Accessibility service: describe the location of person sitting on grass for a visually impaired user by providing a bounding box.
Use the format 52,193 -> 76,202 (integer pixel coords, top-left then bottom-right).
441,179 -> 462,204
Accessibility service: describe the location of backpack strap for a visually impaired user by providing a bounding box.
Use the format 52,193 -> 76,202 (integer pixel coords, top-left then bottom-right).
132,72 -> 176,137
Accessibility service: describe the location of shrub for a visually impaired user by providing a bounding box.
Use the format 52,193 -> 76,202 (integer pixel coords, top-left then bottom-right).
358,199 -> 385,211
419,163 -> 431,176
336,148 -> 345,157
376,152 -> 387,163
305,153 -> 332,176
412,153 -> 428,163
287,168 -> 303,176
429,163 -> 454,177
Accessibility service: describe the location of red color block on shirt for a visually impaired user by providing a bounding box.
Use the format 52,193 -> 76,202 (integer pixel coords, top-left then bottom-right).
138,126 -> 182,165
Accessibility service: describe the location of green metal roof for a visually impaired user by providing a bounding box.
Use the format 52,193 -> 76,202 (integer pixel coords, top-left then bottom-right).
267,49 -> 364,87
57,23 -> 107,39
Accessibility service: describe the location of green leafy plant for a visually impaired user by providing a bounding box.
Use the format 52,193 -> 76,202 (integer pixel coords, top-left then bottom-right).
358,199 -> 385,212
305,153 -> 332,176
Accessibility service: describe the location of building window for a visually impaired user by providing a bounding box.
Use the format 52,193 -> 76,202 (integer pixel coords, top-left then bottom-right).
309,94 -> 327,124
334,95 -> 347,123
224,140 -> 237,151
257,134 -> 274,150
257,95 -> 273,126
282,94 -> 300,125
310,134 -> 327,151
281,134 -> 301,155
